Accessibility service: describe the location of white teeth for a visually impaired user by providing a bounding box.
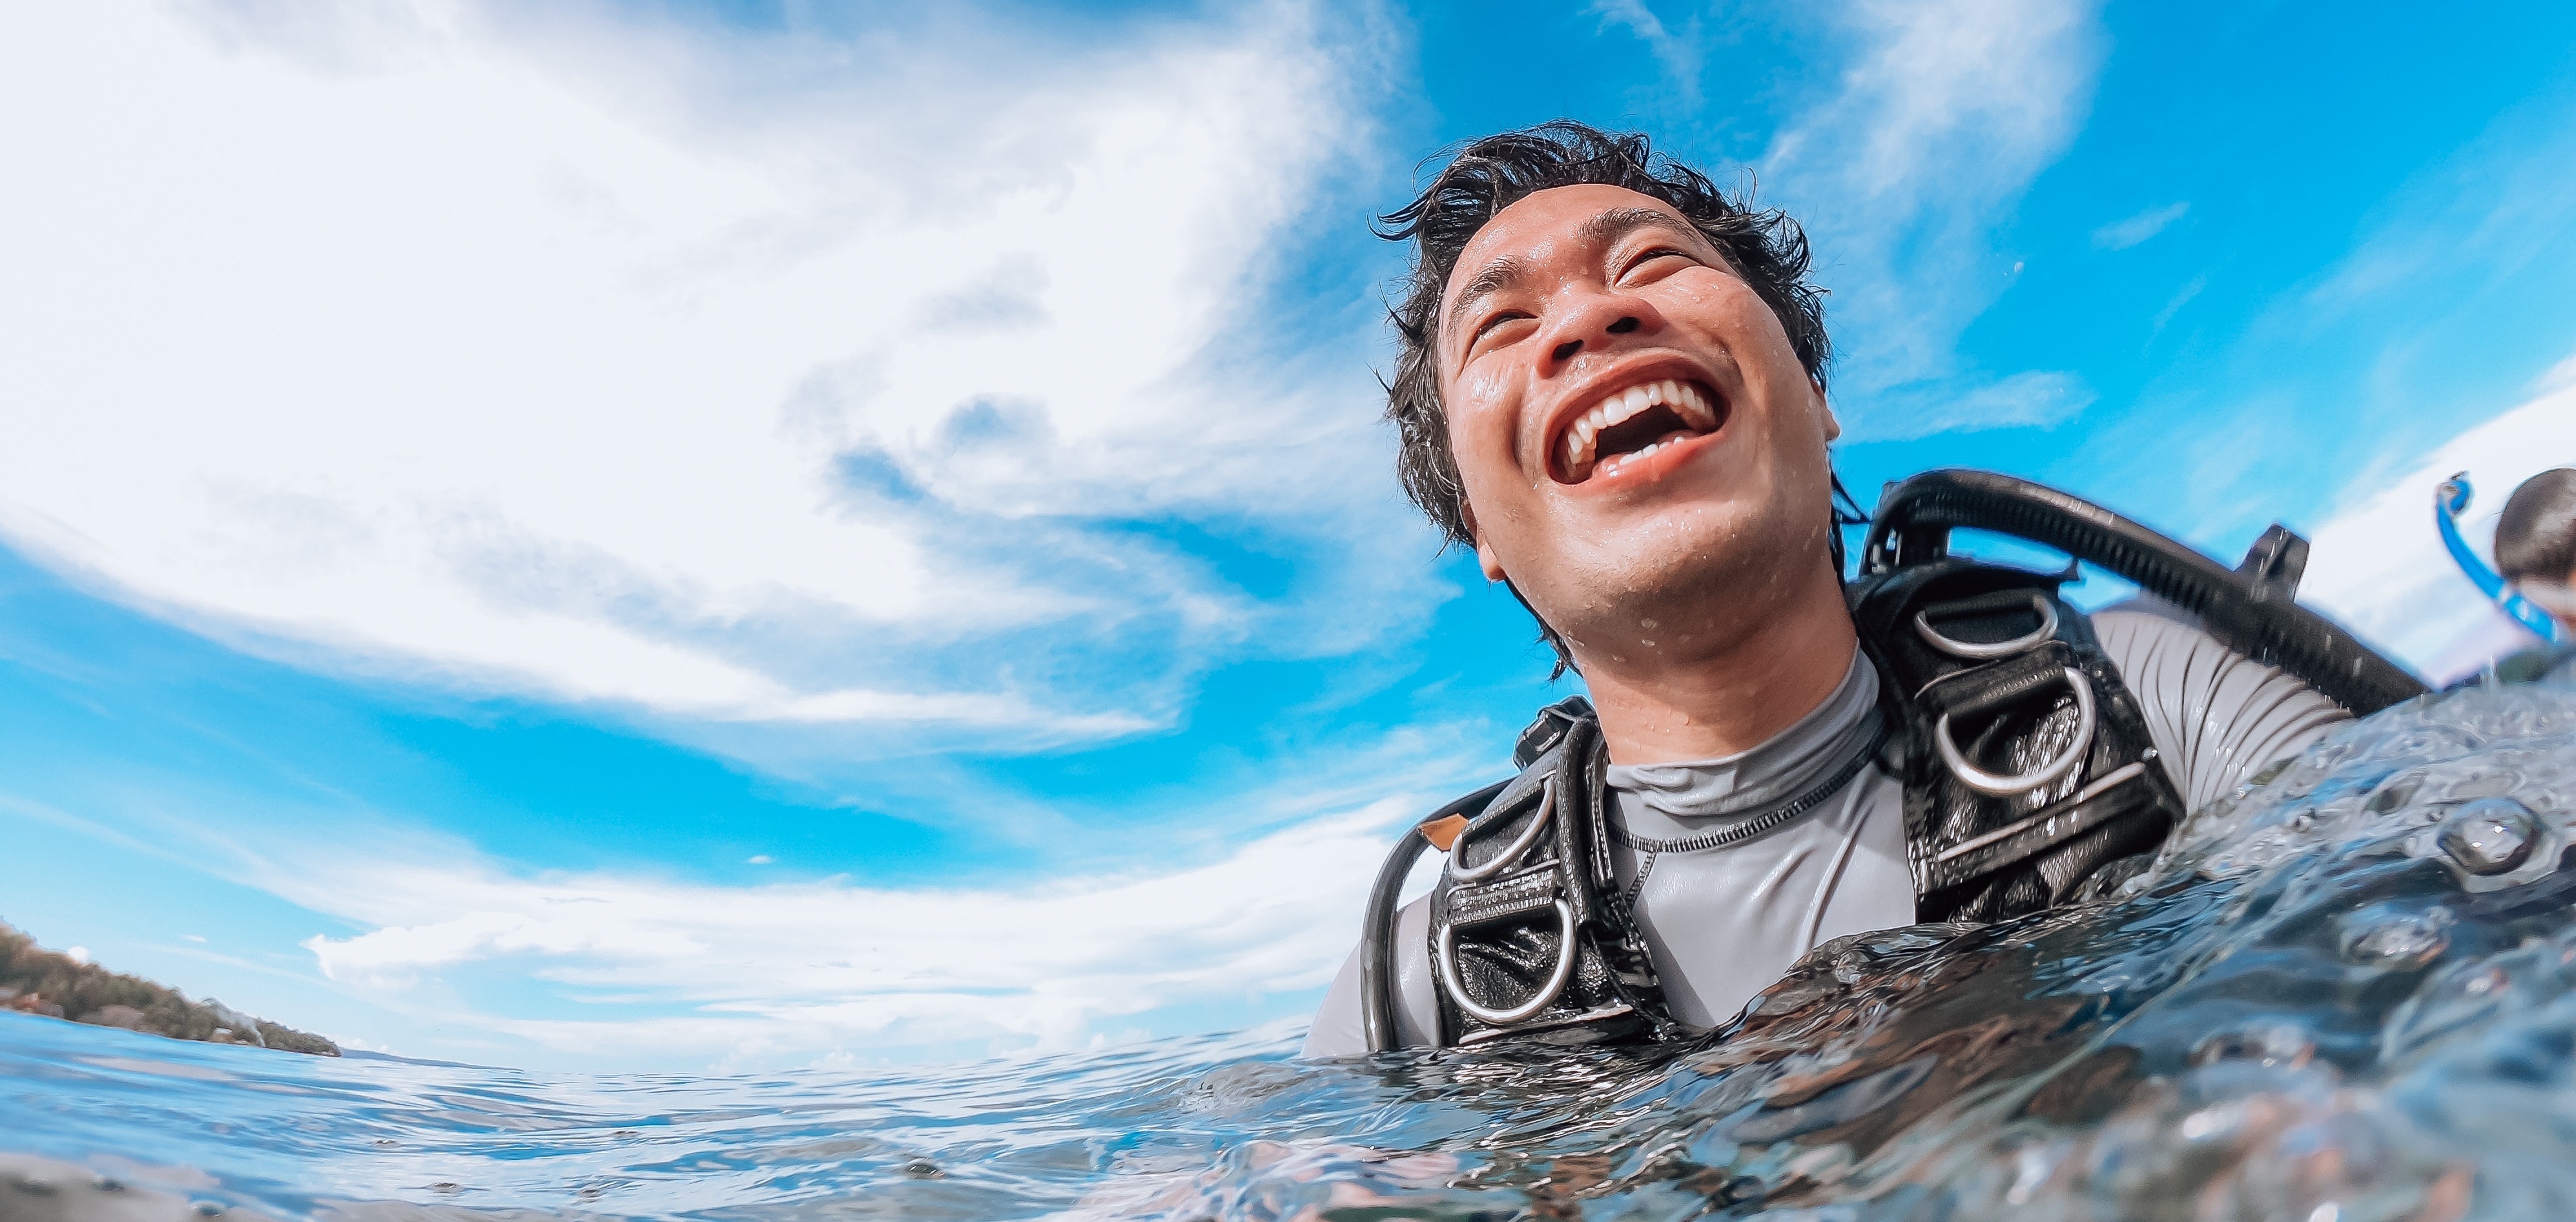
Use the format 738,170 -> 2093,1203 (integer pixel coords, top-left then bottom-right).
1604,434 -> 1679,474
1676,383 -> 1716,431
1558,378 -> 1722,480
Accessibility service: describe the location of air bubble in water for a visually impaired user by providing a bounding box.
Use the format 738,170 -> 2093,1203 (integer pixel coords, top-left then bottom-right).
2338,905 -> 2455,969
2437,799 -> 2537,875
2365,775 -> 2420,817
2189,1023 -> 2315,1070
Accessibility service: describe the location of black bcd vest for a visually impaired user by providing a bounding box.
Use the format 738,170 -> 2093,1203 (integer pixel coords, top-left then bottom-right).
1360,471 -> 2427,1053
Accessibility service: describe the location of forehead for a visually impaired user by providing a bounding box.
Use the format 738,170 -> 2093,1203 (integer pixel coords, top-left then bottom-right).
1443,183 -> 1695,303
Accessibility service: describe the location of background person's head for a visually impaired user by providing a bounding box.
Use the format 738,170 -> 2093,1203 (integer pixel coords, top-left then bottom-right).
1378,121 -> 1840,678
2499,467 -> 2576,627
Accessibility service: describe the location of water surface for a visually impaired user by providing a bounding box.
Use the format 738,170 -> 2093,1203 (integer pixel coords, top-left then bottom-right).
6,682 -> 2576,1220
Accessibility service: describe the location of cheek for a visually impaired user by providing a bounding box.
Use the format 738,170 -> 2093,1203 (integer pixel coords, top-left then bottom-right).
1446,367 -> 1520,456
1731,294 -> 1808,377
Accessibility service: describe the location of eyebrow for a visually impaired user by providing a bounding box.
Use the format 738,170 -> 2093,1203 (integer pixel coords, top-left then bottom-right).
1443,207 -> 1708,341
1443,256 -> 1530,341
1578,205 -> 1702,248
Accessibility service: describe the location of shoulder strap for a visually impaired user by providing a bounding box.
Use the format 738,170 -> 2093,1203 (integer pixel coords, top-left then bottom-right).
1354,693 -> 1604,1052
1410,710 -> 1676,1049
1356,779 -> 1504,1054
1851,557 -> 2186,921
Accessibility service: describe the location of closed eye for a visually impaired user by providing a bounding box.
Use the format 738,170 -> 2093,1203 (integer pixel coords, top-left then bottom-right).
1620,247 -> 1698,281
1468,310 -> 1535,351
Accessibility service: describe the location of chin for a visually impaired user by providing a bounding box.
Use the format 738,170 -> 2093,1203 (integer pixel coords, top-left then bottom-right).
1578,501 -> 1819,609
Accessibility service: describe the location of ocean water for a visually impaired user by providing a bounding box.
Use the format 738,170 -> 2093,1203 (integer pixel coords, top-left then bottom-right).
6,680 -> 2576,1221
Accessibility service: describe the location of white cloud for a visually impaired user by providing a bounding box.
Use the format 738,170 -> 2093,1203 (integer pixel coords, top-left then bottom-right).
1589,0 -> 1702,103
0,1 -> 1408,742
1850,368 -> 2096,442
2091,201 -> 2189,250
0,693 -> 1501,1068
2535,347 -> 2576,396
2301,387 -> 2576,684
287,795 -> 1423,1064
1762,0 -> 2103,439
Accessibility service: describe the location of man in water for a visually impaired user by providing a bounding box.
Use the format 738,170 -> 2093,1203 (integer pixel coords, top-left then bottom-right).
1303,123 -> 2355,1056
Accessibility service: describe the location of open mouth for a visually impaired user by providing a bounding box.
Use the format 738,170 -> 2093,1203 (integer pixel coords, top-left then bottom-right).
1552,378 -> 1725,484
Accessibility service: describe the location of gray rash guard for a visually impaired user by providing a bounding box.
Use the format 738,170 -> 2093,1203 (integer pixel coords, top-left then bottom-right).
1301,600 -> 2351,1057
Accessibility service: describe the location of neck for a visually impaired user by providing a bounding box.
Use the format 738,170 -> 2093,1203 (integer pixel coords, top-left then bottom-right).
1576,564 -> 1860,766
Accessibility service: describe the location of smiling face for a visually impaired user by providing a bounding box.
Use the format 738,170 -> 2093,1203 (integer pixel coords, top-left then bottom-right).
1439,184 -> 1844,671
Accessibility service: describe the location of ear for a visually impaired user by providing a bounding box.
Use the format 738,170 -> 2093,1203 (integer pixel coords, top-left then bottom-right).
1460,497 -> 1508,583
1815,376 -> 1841,443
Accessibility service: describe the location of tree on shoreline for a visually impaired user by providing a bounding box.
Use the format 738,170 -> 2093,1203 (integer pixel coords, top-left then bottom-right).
0,920 -> 337,1056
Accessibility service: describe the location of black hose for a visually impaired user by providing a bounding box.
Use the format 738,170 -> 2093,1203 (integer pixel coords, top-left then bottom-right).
1362,780 -> 1507,1053
1863,469 -> 2426,715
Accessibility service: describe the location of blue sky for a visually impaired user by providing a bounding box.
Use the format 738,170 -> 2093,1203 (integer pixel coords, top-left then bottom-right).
3,0 -> 2573,1070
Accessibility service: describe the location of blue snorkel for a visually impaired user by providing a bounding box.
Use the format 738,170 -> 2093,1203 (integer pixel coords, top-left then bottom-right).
2437,472 -> 2562,644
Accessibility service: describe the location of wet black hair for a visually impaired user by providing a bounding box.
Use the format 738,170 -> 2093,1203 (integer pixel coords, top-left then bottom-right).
2498,468 -> 2576,585
1374,120 -> 1839,675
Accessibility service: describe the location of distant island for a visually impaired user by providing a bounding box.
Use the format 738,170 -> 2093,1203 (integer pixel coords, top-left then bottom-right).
0,919 -> 338,1056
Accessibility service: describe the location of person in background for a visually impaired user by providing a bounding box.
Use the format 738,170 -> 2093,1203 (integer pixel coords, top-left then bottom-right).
2493,468 -> 2576,682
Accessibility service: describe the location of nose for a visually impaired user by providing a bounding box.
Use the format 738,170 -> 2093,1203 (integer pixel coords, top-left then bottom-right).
1538,293 -> 1660,372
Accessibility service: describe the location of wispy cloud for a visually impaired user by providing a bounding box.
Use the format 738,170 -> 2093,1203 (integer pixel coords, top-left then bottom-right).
2070,77 -> 2576,556
1760,0 -> 2104,438
1589,0 -> 1702,105
2302,98 -> 2576,321
2150,272 -> 2209,332
0,1 -> 1411,748
1853,369 -> 2097,442
2532,347 -> 2576,396
2092,201 -> 2189,250
0,691 -> 1497,1068
282,793 -> 1437,1066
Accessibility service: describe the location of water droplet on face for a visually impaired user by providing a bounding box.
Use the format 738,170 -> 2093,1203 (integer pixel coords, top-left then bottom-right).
2438,799 -> 2538,875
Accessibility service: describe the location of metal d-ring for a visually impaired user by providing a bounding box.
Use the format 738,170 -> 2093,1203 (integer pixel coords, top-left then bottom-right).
1448,775 -> 1555,882
1914,591 -> 2059,660
1933,666 -> 2096,797
1436,897 -> 1578,1026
